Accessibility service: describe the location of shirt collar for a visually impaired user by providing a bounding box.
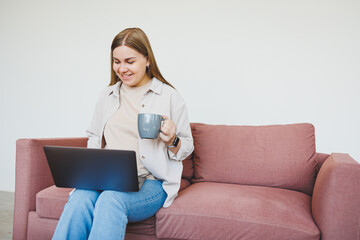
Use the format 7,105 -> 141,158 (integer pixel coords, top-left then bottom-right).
108,81 -> 121,97
148,78 -> 163,95
108,78 -> 163,97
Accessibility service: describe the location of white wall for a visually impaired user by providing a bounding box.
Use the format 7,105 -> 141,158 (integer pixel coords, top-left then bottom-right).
1,0 -> 359,192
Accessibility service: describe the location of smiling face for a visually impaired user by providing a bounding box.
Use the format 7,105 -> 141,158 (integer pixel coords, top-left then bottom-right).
112,45 -> 150,87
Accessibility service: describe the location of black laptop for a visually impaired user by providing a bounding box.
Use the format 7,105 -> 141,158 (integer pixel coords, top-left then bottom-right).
43,146 -> 139,192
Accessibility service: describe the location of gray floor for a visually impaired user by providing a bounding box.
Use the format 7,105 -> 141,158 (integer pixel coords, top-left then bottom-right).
0,191 -> 14,240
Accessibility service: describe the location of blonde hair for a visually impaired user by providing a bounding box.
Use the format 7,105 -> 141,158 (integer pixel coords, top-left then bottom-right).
109,28 -> 174,88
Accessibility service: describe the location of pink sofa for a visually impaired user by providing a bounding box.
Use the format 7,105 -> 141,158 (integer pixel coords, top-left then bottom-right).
13,123 -> 360,240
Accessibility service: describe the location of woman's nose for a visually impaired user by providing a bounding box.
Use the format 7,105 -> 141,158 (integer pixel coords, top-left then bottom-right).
119,63 -> 127,72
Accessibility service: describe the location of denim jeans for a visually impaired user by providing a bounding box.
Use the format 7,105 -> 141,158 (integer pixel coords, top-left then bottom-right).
52,179 -> 166,240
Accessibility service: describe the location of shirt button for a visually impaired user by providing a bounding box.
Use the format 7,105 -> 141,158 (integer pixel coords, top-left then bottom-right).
142,156 -> 145,159
142,104 -> 145,108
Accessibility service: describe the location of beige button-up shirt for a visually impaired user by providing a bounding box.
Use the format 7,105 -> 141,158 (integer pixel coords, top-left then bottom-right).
86,78 -> 194,207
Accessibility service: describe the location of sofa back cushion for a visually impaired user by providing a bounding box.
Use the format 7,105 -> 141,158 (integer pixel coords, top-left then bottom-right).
181,123 -> 195,180
182,153 -> 194,180
192,123 -> 317,195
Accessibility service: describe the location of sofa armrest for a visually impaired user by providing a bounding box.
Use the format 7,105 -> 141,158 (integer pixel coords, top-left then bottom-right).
312,153 -> 360,240
13,137 -> 87,240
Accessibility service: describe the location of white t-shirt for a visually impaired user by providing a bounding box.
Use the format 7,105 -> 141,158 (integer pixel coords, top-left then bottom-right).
104,80 -> 155,179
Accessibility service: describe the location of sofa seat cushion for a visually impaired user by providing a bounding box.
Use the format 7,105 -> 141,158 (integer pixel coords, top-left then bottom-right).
192,123 -> 317,195
127,216 -> 156,235
27,211 -> 158,240
37,179 -> 192,219
156,182 -> 320,240
36,185 -> 72,219
36,181 -> 192,235
36,185 -> 157,235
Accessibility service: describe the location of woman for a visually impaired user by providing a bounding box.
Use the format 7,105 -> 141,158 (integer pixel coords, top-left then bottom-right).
52,27 -> 194,240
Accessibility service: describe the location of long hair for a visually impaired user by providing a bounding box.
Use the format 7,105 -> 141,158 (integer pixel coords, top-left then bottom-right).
109,28 -> 174,88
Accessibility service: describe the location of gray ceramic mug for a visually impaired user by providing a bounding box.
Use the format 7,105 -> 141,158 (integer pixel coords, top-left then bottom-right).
138,113 -> 164,139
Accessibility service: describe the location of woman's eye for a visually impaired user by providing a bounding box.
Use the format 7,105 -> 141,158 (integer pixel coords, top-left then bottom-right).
128,61 -> 134,64
114,61 -> 120,64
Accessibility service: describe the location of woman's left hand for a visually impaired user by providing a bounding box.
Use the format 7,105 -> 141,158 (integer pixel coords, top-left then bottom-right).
159,115 -> 177,146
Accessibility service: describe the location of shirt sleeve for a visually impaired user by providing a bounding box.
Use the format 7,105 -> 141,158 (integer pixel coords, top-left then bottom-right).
167,91 -> 194,161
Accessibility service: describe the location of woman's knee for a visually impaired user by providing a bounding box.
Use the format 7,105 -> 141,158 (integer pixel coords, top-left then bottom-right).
94,190 -> 129,213
68,189 -> 100,206
60,189 -> 100,219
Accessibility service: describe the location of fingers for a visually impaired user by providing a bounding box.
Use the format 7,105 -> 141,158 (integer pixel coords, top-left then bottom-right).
160,116 -> 176,145
161,116 -> 175,135
161,121 -> 175,136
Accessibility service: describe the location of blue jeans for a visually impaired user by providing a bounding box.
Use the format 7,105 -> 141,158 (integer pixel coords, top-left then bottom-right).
52,179 -> 166,240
